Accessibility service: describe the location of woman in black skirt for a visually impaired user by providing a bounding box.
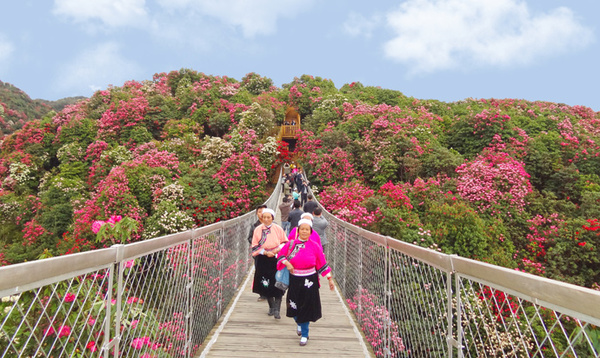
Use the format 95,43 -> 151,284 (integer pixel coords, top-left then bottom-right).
277,219 -> 334,346
251,208 -> 288,318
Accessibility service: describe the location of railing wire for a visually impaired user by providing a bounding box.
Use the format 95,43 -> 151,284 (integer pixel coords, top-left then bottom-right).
3,171 -> 600,358
321,205 -> 600,358
0,174 -> 281,358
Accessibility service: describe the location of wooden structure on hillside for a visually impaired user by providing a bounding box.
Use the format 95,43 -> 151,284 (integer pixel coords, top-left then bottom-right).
280,107 -> 301,139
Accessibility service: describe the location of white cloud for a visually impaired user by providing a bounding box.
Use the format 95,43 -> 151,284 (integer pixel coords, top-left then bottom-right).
53,0 -> 148,28
383,0 -> 594,74
55,42 -> 142,95
155,0 -> 314,38
343,12 -> 381,38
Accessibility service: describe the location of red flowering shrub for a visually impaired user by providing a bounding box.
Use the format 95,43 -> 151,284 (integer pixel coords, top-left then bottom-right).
213,152 -> 268,213
319,180 -> 382,228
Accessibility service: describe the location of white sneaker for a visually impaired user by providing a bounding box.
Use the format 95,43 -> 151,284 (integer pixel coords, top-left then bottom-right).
297,326 -> 302,336
299,337 -> 308,346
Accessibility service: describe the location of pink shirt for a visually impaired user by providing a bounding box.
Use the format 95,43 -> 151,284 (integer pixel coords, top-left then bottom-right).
251,224 -> 287,257
277,238 -> 331,277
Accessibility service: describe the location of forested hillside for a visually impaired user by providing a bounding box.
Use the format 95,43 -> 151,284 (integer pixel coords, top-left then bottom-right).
0,80 -> 86,137
1,70 -> 599,290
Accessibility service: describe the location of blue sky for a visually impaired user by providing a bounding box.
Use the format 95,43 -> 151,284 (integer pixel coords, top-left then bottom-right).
1,0 -> 598,110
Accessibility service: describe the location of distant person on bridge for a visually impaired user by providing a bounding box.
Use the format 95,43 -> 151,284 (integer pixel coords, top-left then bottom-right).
312,207 -> 329,253
288,213 -> 322,248
251,208 -> 288,319
277,219 -> 334,346
283,178 -> 292,196
279,196 -> 292,236
288,200 -> 303,229
295,172 -> 304,193
302,194 -> 318,214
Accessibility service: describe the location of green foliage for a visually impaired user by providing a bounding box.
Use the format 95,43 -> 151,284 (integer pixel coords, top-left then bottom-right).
0,80 -> 54,135
56,117 -> 97,147
206,112 -> 232,137
304,94 -> 348,132
544,217 -> 600,287
241,72 -> 274,95
123,165 -> 171,214
95,217 -> 139,245
420,146 -> 464,178
238,102 -> 275,138
340,82 -> 409,107
146,94 -> 180,138
423,202 -> 490,258
161,118 -> 203,140
121,125 -> 153,147
524,132 -> 564,191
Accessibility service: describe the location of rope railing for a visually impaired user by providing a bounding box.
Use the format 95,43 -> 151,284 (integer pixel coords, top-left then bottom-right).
0,175 -> 282,358
321,206 -> 600,357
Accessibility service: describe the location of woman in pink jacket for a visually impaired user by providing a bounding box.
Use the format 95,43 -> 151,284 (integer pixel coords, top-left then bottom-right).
277,219 -> 334,346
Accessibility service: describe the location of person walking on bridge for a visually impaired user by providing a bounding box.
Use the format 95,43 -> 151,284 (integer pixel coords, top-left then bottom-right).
288,200 -> 303,230
279,196 -> 292,236
312,207 -> 329,253
277,219 -> 334,346
288,213 -> 321,248
248,204 -> 268,301
302,194 -> 318,214
251,209 -> 288,319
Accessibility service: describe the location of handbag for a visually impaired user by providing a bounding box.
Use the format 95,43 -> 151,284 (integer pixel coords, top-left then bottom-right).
275,238 -> 296,292
275,267 -> 289,291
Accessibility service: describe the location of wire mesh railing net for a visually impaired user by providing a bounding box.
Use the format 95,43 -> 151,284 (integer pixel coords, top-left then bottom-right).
388,250 -> 450,358
0,265 -> 113,357
115,242 -> 191,357
455,276 -> 600,358
0,174 -> 280,357
321,207 -> 600,358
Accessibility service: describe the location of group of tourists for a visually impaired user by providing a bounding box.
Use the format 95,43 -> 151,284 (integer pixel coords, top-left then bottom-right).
283,164 -> 310,206
248,169 -> 331,347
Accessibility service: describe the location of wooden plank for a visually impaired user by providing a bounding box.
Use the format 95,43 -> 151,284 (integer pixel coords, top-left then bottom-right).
200,275 -> 373,357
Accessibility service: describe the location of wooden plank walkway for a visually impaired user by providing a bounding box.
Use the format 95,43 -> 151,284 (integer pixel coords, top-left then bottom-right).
200,191 -> 372,357
199,269 -> 373,357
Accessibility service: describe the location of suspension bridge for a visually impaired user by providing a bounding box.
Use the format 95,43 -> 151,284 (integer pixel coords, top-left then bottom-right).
2,175 -> 600,357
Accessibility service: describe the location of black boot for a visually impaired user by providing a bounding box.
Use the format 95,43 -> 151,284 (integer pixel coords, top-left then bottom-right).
267,297 -> 275,316
273,297 -> 282,319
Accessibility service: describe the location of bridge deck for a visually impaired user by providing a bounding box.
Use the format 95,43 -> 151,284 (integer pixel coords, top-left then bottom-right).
200,271 -> 372,357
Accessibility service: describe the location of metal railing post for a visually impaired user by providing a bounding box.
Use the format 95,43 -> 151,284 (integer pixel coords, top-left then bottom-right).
186,236 -> 193,358
102,258 -> 115,358
385,242 -> 391,358
446,271 -> 454,358
358,236 -> 363,319
217,228 -> 225,318
343,227 -> 348,295
455,273 -> 463,358
112,244 -> 125,357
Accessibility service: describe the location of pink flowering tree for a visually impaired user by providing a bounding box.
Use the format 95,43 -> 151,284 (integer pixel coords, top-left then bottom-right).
318,180 -> 382,228
212,152 -> 268,213
456,151 -> 532,218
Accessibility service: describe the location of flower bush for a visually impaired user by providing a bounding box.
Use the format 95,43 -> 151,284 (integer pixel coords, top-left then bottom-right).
456,151 -> 532,217
347,288 -> 405,357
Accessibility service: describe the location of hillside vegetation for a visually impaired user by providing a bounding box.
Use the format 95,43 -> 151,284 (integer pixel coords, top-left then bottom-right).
0,80 -> 85,137
1,71 -> 599,289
